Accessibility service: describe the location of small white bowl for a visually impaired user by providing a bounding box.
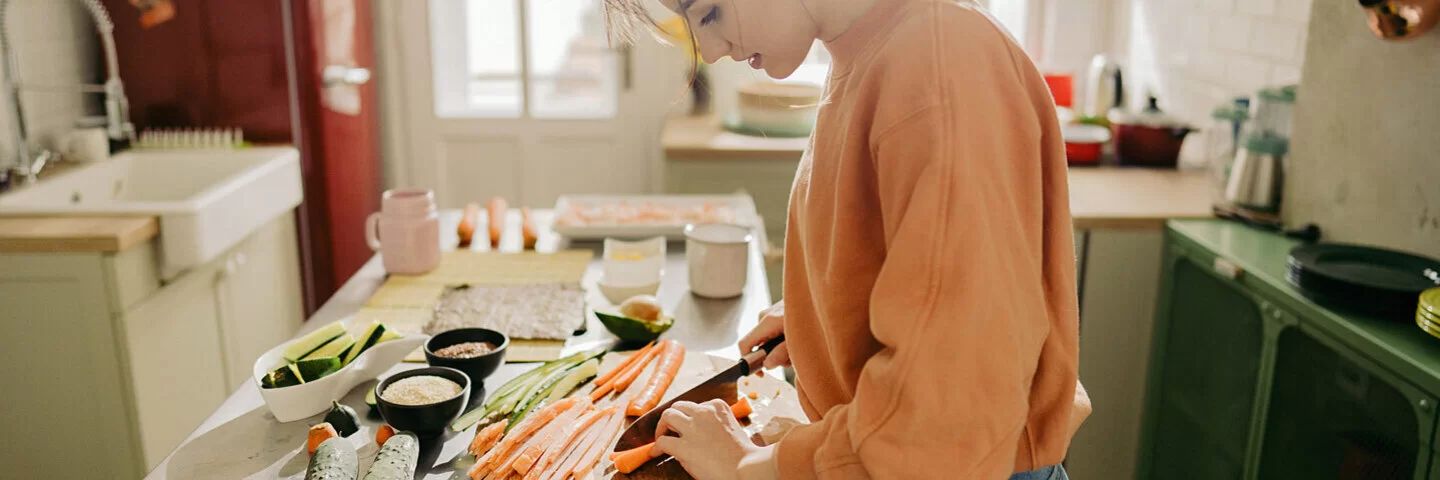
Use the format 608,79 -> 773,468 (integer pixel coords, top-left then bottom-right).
597,280 -> 661,304
602,236 -> 665,287
253,316 -> 429,422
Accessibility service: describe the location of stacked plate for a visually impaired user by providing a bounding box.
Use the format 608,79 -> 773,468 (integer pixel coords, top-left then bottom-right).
1286,244 -> 1440,320
1419,289 -> 1440,340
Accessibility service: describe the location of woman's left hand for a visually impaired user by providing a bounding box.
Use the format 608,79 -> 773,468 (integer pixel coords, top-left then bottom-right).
651,399 -> 778,480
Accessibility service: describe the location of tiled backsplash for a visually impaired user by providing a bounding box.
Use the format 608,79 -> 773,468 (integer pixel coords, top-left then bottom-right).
0,0 -> 100,169
1121,0 -> 1313,143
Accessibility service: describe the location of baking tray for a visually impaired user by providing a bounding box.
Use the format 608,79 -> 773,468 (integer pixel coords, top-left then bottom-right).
551,194 -> 760,240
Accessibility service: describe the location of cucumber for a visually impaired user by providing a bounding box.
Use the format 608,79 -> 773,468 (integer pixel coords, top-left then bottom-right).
451,349 -> 604,432
295,357 -> 343,382
362,431 -> 419,480
343,322 -> 397,365
305,437 -> 358,480
302,333 -> 356,361
285,321 -> 347,362
365,386 -> 377,409
507,357 -> 601,432
264,363 -> 305,389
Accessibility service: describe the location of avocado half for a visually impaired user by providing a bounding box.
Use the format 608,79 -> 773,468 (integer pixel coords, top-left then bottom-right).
594,311 -> 674,344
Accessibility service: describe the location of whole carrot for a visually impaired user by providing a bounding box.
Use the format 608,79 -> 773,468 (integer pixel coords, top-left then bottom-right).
520,207 -> 538,249
626,340 -> 685,416
488,197 -> 507,249
458,202 -> 481,247
592,342 -> 655,387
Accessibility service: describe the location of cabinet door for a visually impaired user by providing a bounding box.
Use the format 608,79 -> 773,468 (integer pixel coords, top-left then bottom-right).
216,213 -> 305,388
121,261 -> 230,470
1258,325 -> 1435,480
1141,253 -> 1267,479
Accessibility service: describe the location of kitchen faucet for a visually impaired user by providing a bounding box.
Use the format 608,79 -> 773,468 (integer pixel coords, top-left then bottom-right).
0,0 -> 135,185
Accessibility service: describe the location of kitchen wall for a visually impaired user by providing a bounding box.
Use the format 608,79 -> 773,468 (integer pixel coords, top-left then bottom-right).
1118,0 -> 1312,160
1284,1 -> 1440,259
0,0 -> 101,170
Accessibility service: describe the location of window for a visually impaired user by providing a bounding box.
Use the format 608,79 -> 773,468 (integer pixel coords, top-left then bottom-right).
431,0 -> 618,119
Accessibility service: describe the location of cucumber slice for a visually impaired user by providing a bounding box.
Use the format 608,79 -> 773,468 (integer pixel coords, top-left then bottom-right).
451,349 -> 604,432
343,322 -> 396,365
295,357 -> 343,382
507,358 -> 601,432
264,363 -> 305,388
302,333 -> 356,361
284,321 -> 347,362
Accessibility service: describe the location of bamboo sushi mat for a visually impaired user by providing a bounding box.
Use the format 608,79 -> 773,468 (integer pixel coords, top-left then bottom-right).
360,250 -> 593,362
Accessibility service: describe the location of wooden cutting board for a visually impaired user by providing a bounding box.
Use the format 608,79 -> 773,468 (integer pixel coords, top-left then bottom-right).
592,350 -> 807,479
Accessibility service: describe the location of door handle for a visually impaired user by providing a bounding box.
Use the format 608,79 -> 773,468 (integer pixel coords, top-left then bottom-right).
322,65 -> 372,87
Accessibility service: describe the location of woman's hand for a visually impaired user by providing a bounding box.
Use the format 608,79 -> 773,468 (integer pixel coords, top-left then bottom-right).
652,399 -> 778,480
738,301 -> 790,369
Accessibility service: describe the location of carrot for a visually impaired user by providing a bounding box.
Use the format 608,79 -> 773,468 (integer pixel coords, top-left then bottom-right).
570,408 -> 626,479
731,396 -> 753,419
375,424 -> 396,446
747,391 -> 759,400
610,341 -> 666,394
592,342 -> 655,387
521,207 -> 538,249
488,197 -> 507,248
471,398 -> 582,479
307,422 -> 338,456
627,340 -> 686,416
469,419 -> 509,456
605,398 -> 753,474
490,404 -> 587,479
544,406 -> 619,480
587,382 -> 615,402
527,406 -> 615,480
512,447 -> 541,475
459,202 -> 481,247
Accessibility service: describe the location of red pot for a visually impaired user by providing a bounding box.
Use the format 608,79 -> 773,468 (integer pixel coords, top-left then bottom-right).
1063,124 -> 1110,166
1112,123 -> 1193,168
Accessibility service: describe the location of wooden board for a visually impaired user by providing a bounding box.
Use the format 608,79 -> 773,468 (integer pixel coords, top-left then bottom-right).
0,216 -> 158,253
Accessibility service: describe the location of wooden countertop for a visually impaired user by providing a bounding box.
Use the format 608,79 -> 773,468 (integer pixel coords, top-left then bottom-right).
1069,168 -> 1214,230
663,115 -> 809,159
0,216 -> 159,253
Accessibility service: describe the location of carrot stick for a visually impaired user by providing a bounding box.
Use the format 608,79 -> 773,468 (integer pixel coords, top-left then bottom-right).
605,398 -> 753,474
488,401 -> 589,479
459,202 -> 481,247
592,342 -> 655,387
521,207 -> 538,249
488,197 -> 507,248
471,398 -> 582,479
610,341 -> 666,394
587,382 -> 614,402
627,340 -> 686,416
469,419 -> 509,456
528,406 -> 614,480
570,409 -> 626,479
513,447 -> 542,475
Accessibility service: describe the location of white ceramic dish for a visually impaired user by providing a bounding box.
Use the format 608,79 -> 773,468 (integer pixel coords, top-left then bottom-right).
253,316 -> 429,422
685,223 -> 753,299
598,280 -> 661,304
552,194 -> 759,240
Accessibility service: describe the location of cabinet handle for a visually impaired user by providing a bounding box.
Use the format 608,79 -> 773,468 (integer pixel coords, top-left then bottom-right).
1213,257 -> 1244,280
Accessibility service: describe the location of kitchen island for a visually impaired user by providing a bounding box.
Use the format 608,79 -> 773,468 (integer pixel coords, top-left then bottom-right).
146,208 -> 771,479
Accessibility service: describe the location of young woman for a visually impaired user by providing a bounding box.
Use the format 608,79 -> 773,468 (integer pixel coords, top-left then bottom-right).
609,0 -> 1092,478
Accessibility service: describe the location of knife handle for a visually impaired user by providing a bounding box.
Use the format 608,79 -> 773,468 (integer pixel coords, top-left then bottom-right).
742,334 -> 786,375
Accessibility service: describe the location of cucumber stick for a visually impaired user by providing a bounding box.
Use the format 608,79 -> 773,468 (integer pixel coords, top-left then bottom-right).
305,438 -> 358,480
362,431 -> 419,480
452,349 -> 605,432
507,358 -> 600,432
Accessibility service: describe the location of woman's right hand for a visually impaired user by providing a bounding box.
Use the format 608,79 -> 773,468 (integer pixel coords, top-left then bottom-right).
739,301 -> 790,369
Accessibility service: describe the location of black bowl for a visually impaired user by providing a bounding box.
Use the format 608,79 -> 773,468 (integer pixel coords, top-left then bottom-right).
424,328 -> 509,383
376,366 -> 470,437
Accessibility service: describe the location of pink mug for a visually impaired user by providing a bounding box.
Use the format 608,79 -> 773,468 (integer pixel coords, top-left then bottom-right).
366,188 -> 441,275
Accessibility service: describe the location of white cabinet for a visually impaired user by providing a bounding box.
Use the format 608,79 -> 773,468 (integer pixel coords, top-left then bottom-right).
0,211 -> 304,478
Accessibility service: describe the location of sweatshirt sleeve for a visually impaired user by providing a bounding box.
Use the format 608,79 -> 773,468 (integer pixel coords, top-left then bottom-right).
773,42 -> 1071,479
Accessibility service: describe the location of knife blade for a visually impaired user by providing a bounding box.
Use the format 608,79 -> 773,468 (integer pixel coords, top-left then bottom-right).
614,334 -> 785,451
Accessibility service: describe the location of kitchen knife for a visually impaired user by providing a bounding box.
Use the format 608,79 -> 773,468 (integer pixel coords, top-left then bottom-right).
614,334 -> 785,451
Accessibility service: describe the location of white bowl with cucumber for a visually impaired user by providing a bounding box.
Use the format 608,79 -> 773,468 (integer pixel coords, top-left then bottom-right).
253,316 -> 428,422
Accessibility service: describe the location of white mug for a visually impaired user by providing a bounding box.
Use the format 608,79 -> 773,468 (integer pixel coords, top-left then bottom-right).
60,128 -> 109,163
685,223 -> 752,299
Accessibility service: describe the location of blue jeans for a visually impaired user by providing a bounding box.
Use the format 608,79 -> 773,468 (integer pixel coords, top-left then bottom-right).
1009,465 -> 1068,480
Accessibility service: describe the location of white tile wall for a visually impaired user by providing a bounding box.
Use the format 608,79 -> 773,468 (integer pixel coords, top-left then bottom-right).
1120,0 -> 1313,161
0,0 -> 100,170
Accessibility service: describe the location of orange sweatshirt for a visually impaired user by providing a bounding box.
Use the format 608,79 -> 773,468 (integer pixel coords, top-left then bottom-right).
774,0 -> 1080,478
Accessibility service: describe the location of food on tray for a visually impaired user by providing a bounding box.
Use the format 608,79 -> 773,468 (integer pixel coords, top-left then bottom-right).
627,339 -> 686,416
324,401 -> 361,437
458,202 -> 481,247
595,295 -> 674,343
607,398 -> 753,474
434,341 -> 500,359
306,436 -> 357,480
381,375 -> 464,406
363,431 -> 419,480
555,200 -> 736,227
488,197 -> 507,248
520,207 -> 538,249
307,423 -> 339,456
451,348 -> 605,432
262,321 -> 403,389
426,283 -> 586,340
365,386 -> 379,410
375,424 -> 396,446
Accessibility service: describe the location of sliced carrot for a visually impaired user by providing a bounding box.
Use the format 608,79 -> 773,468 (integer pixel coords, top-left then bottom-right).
469,419 -> 509,456
545,408 -> 616,480
458,202 -> 481,247
375,424 -> 396,446
527,406 -> 615,480
731,396 -> 753,419
520,207 -> 538,250
488,197 -> 507,248
487,401 -> 589,479
610,341 -> 666,394
592,342 -> 654,387
472,398 -> 582,479
570,409 -> 626,479
587,382 -> 615,402
307,422 -> 338,456
627,340 -> 686,416
513,447 -> 541,475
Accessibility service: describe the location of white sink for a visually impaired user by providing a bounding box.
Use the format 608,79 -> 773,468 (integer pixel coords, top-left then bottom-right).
0,147 -> 303,272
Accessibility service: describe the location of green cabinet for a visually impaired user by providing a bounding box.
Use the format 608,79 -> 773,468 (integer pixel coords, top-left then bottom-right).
1140,220 -> 1440,480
